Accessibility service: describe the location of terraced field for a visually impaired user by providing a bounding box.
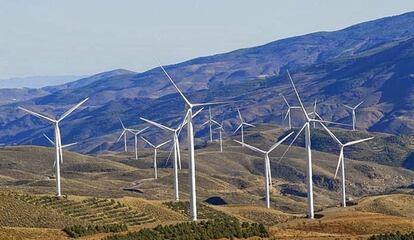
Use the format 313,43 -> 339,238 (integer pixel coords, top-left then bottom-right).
9,193 -> 156,227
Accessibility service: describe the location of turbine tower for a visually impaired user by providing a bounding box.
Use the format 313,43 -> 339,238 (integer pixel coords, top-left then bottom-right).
159,64 -> 228,221
344,101 -> 364,131
141,136 -> 171,179
128,127 -> 149,160
233,109 -> 255,146
18,98 -> 88,197
234,131 -> 293,208
201,106 -> 221,142
214,121 -> 225,152
281,94 -> 301,129
279,71 -> 349,219
318,122 -> 373,207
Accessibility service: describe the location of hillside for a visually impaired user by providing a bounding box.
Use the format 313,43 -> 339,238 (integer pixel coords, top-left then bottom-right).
0,125 -> 412,212
1,12 -> 414,155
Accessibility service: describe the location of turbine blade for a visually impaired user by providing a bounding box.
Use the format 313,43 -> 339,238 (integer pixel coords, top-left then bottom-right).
243,122 -> 256,128
18,107 -> 55,122
192,101 -> 231,107
233,124 -> 242,134
116,130 -> 126,143
140,117 -> 174,132
312,119 -> 351,127
343,104 -> 353,110
135,126 -> 150,135
281,94 -> 290,107
334,151 -> 343,179
283,109 -> 290,121
43,134 -> 55,145
201,120 -> 210,127
318,122 -> 342,145
237,108 -> 243,121
192,107 -> 204,119
159,65 -> 192,106
268,131 -> 294,153
157,139 -> 172,148
211,119 -> 221,126
58,98 -> 88,121
119,118 -> 126,129
233,140 -> 266,154
141,136 -> 155,148
177,109 -> 191,136
62,142 -> 77,148
286,70 -> 308,119
355,100 -> 364,108
343,137 -> 374,147
278,123 -> 307,163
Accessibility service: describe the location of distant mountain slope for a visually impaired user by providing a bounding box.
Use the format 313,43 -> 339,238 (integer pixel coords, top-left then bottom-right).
0,12 -> 414,157
0,75 -> 85,89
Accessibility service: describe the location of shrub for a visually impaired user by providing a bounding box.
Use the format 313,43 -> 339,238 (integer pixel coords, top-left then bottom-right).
104,218 -> 268,240
63,224 -> 128,238
369,231 -> 414,240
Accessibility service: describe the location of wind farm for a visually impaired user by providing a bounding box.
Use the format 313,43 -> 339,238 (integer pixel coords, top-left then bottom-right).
1,4 -> 414,240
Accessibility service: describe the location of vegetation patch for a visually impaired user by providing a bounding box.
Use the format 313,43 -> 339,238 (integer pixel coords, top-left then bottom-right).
104,218 -> 268,240
63,224 -> 127,238
163,201 -> 233,220
369,231 -> 414,240
13,193 -> 156,226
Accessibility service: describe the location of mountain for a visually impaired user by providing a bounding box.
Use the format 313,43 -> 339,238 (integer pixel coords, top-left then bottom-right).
1,12 -> 414,157
0,75 -> 86,89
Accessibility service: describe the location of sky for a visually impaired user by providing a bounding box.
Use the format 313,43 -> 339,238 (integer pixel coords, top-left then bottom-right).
0,0 -> 413,79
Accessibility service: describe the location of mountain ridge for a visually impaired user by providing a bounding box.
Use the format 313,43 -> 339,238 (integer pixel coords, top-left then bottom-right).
1,12 -> 414,155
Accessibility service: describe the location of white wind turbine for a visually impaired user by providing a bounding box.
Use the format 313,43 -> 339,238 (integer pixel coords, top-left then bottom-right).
43,134 -> 77,172
159,64 -> 229,221
233,109 -> 255,146
214,121 -> 225,152
128,127 -> 149,160
281,94 -> 301,129
117,118 -> 133,152
317,122 -> 373,207
140,108 -> 203,201
141,136 -> 171,179
18,98 -> 88,197
344,101 -> 364,131
278,71 -> 351,219
234,131 -> 294,208
201,106 -> 221,142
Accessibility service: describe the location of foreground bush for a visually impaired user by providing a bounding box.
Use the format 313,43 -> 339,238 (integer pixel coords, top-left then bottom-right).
369,231 -> 414,240
105,218 -> 268,240
63,224 -> 128,238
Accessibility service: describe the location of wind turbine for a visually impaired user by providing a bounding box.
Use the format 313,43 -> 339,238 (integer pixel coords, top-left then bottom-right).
344,101 -> 364,131
159,64 -> 229,221
140,108 -> 203,201
317,122 -> 373,207
201,106 -> 221,142
281,94 -> 301,129
141,136 -> 171,179
117,118 -> 133,152
127,127 -> 149,160
234,131 -> 293,208
214,121 -> 225,152
233,109 -> 255,146
43,134 -> 77,172
18,98 -> 88,197
278,71 -> 350,219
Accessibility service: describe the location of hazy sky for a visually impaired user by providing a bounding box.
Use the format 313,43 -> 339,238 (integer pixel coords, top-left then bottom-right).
0,0 -> 413,79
